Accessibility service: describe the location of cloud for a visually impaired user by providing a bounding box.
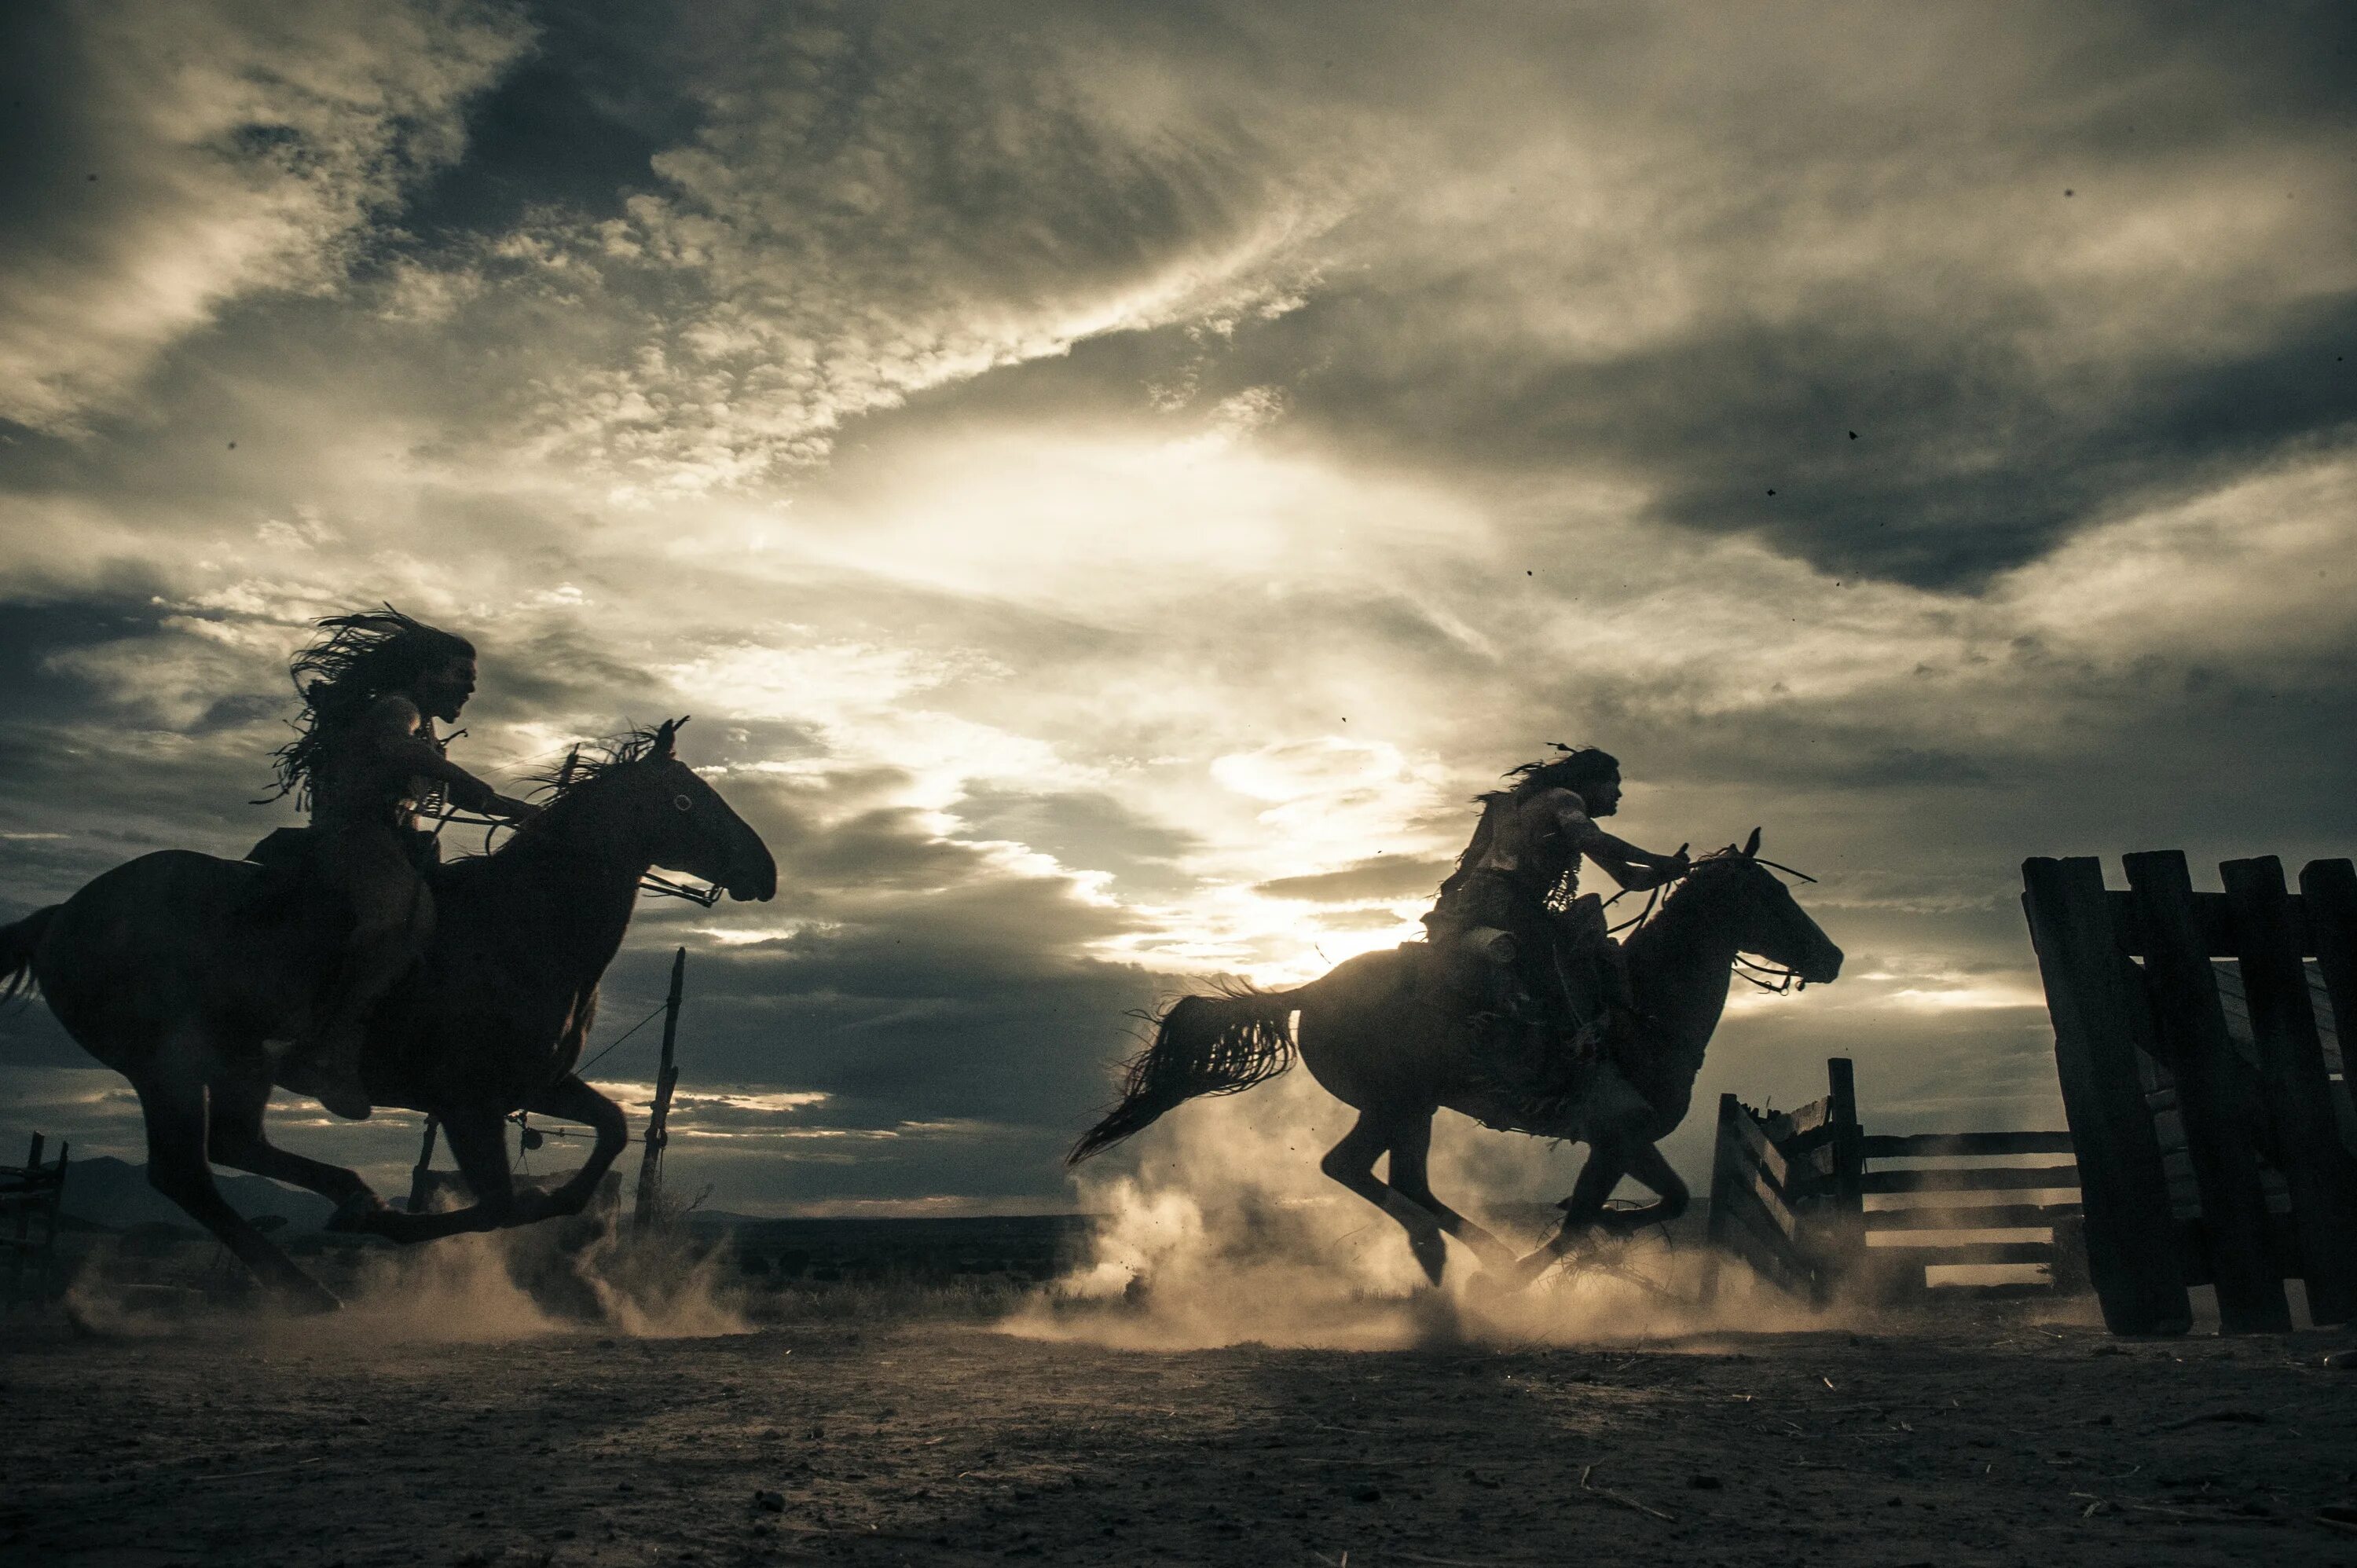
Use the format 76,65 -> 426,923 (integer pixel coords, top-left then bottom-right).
4,2 -> 2352,1214
0,0 -> 530,432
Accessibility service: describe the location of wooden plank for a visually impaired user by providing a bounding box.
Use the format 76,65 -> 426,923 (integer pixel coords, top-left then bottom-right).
1721,1149 -> 1803,1244
1859,1165 -> 2079,1194
2108,888 -> 2295,958
1864,1202 -> 2081,1231
2300,859 -> 2357,1153
1716,1200 -> 1813,1297
2122,851 -> 2289,1333
1719,1176 -> 1808,1271
1724,1097 -> 1790,1191
1705,1095 -> 1813,1296
1774,1096 -> 1836,1141
1703,1096 -> 1780,1305
1859,1131 -> 2076,1158
1862,1240 -> 2058,1266
2221,857 -> 2357,1324
2022,856 -> 2191,1334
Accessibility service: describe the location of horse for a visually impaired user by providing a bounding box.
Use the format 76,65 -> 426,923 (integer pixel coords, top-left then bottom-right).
1069,831 -> 1842,1289
0,718 -> 775,1311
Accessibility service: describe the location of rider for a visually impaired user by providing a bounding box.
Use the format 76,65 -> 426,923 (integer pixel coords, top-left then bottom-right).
263,607 -> 538,1121
1424,746 -> 1688,1088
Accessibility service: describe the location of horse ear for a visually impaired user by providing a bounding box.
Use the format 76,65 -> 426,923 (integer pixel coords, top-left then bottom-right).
1742,826 -> 1762,858
654,716 -> 689,759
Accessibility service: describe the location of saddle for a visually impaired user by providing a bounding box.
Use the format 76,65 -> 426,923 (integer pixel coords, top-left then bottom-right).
238,826 -> 441,925
1417,896 -> 1644,1129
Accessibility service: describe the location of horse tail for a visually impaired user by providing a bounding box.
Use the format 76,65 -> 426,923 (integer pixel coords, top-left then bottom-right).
0,907 -> 58,1005
1068,981 -> 1305,1164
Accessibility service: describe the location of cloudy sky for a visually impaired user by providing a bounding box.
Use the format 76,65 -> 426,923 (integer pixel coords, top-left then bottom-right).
3,0 -> 2352,1217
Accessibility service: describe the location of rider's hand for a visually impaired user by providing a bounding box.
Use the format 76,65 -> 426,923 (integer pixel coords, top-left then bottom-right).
1655,847 -> 1691,882
446,775 -> 497,813
492,795 -> 544,823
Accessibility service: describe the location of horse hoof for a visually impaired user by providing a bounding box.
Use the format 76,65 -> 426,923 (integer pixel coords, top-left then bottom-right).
1409,1233 -> 1447,1288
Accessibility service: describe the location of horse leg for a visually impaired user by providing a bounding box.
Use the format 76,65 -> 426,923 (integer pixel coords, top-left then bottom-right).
133,1057 -> 340,1313
1320,1108 -> 1450,1286
1493,1140 -> 1633,1288
517,1075 -> 629,1220
353,1109 -> 517,1244
1593,1140 -> 1688,1235
1383,1116 -> 1517,1273
204,1068 -> 384,1227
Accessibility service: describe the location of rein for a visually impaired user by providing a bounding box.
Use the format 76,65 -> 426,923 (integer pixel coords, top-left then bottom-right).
426,801 -> 724,907
1618,848 -> 1823,991
1731,856 -> 1820,991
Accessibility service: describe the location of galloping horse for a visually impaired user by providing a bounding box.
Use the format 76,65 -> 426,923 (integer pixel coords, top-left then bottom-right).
1071,833 -> 1842,1288
0,719 -> 775,1310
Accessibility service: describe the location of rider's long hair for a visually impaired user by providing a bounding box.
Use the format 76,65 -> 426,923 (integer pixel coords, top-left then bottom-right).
262,606 -> 474,808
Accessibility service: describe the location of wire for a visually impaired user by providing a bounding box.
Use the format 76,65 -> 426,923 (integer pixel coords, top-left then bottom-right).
576,1000 -> 671,1076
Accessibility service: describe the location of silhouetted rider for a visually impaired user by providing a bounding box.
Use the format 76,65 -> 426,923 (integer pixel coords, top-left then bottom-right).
1424,746 -> 1687,1075
263,608 -> 538,1120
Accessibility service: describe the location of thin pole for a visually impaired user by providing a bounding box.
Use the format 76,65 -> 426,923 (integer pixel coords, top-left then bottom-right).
408,1117 -> 440,1214
632,947 -> 686,1229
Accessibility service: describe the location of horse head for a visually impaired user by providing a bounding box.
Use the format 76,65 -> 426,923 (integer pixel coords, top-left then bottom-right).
556,719 -> 778,902
1673,829 -> 1842,987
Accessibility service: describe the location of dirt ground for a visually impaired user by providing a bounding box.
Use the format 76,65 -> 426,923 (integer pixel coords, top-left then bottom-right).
5,1294 -> 2357,1568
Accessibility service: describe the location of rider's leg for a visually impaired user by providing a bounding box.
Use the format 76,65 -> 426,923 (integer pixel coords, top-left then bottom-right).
299,832 -> 431,1121
1383,1116 -> 1516,1271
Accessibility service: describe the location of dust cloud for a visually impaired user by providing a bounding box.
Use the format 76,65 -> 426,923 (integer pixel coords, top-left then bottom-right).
1007,1070 -> 1831,1352
60,1207 -> 752,1343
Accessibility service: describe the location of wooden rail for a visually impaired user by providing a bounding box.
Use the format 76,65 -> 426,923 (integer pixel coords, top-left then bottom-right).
1702,1060 -> 2081,1306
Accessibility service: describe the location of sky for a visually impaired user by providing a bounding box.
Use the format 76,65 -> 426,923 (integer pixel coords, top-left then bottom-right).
2,0 -> 2352,1218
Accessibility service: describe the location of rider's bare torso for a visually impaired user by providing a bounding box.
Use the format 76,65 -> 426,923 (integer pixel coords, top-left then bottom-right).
1469,785 -> 1608,902
309,696 -> 446,835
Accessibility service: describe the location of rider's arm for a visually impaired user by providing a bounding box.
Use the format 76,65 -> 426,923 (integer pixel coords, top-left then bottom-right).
1552,798 -> 1688,890
360,698 -> 533,818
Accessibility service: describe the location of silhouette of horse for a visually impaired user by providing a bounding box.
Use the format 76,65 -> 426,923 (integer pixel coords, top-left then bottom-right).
1071,832 -> 1841,1288
0,719 -> 775,1310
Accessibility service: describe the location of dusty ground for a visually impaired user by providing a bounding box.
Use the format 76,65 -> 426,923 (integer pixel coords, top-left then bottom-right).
5,1295 -> 2356,1568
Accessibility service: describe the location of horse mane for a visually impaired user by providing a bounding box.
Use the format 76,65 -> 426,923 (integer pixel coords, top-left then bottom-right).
524,724 -> 676,805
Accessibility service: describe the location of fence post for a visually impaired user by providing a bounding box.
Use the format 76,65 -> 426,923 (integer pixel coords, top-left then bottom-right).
2022,856 -> 2190,1334
2220,856 -> 2357,1324
1823,1058 -> 1865,1299
2121,851 -> 2288,1332
1699,1094 -> 1740,1308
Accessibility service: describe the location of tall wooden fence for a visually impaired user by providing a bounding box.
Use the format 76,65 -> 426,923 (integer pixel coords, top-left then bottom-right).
2022,852 -> 2357,1335
1703,1057 -> 2083,1305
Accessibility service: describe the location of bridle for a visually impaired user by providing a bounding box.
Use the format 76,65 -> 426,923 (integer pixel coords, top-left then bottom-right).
428,745 -> 726,907
1728,855 -> 1821,992
1607,848 -> 1821,991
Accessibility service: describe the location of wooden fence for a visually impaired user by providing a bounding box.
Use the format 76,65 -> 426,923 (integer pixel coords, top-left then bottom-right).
1703,1057 -> 2083,1305
2022,852 -> 2357,1335
2,1130 -> 70,1311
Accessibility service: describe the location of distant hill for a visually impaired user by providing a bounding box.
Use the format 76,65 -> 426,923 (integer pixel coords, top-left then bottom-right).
59,1156 -> 338,1234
